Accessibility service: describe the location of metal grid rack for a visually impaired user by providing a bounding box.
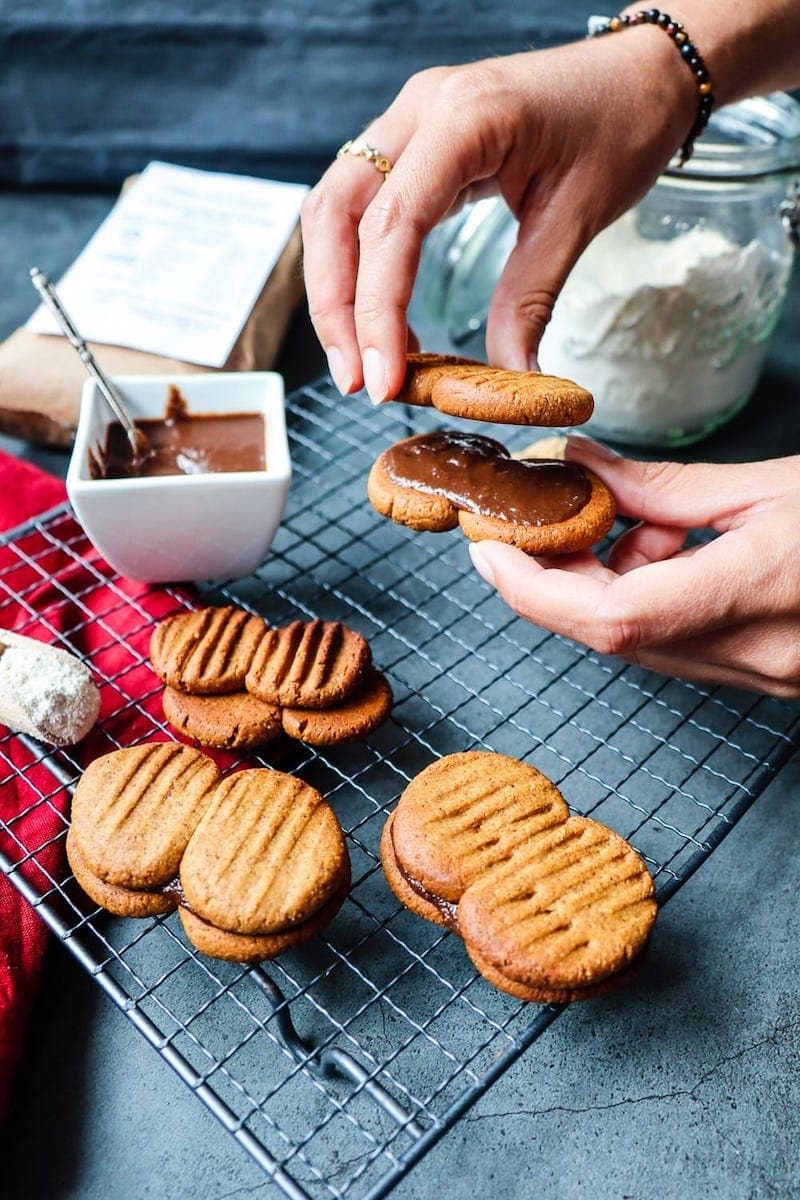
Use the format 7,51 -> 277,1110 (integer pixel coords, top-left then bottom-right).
1,377 -> 799,1199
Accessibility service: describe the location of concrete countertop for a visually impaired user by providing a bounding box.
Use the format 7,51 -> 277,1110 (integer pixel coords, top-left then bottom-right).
0,190 -> 798,1200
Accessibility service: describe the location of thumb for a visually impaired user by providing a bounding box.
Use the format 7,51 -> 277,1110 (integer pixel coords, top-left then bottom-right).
565,437 -> 782,530
485,195 -> 589,372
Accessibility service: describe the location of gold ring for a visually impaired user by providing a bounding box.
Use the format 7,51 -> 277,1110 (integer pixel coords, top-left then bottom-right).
336,138 -> 393,179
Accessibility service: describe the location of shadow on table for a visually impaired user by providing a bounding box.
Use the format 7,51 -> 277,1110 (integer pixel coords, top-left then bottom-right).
0,942 -> 99,1196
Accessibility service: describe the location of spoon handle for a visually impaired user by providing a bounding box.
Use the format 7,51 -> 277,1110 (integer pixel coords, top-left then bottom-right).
29,268 -> 143,456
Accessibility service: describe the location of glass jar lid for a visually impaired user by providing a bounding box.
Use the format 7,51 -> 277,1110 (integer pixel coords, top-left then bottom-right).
668,92 -> 800,179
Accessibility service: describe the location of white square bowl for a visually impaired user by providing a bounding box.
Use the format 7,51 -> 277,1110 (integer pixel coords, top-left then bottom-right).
66,372 -> 291,583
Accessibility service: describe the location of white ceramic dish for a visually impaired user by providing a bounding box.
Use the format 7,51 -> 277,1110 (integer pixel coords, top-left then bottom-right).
67,372 -> 291,583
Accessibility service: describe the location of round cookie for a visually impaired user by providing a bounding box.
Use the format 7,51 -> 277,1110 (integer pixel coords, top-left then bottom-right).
429,364 -> 593,426
389,751 -> 570,904
66,829 -> 177,918
368,451 -> 458,533
397,352 -> 485,407
245,619 -> 371,709
368,434 -> 616,555
281,668 -> 393,745
466,943 -> 647,1005
150,606 -> 269,694
456,467 -> 615,554
179,767 -> 350,935
162,686 -> 283,749
457,816 -> 657,991
178,871 -> 351,963
70,742 -> 222,890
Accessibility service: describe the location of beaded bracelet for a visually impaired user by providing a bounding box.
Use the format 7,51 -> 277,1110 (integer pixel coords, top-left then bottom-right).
588,9 -> 714,167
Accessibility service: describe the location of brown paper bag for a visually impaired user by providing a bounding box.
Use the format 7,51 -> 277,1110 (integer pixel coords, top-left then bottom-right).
0,221 -> 304,449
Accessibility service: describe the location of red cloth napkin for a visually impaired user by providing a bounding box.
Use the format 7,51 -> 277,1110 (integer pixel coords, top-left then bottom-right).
0,453 -> 66,1123
0,451 -> 190,1122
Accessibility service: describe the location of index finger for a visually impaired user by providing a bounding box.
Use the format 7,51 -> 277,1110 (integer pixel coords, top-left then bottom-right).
354,119 -> 503,402
301,130 -> 406,397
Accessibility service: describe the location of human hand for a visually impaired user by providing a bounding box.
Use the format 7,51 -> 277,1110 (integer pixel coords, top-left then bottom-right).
301,30 -> 696,403
468,438 -> 800,698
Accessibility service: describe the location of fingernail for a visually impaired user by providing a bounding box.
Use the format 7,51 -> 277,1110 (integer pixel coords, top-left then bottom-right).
363,347 -> 388,405
325,346 -> 353,395
566,433 -> 618,462
469,542 -> 496,588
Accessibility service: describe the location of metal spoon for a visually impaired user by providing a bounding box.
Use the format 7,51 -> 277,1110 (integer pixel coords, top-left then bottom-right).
29,267 -> 150,464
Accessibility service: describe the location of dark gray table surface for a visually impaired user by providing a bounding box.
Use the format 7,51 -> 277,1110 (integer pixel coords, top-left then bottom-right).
0,190 -> 798,1200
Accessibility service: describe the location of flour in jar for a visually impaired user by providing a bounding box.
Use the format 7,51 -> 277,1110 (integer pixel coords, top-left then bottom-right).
538,212 -> 791,444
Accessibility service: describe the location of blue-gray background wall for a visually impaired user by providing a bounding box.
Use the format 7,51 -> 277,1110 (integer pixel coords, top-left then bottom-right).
2,1 -> 596,187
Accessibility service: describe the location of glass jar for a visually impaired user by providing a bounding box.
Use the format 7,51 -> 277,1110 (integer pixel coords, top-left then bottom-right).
409,93 -> 800,448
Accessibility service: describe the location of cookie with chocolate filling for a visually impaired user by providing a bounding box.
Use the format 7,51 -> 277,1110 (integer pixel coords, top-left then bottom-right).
179,768 -> 350,961
458,816 -> 656,1003
380,751 -> 657,1003
397,353 -> 593,426
67,745 -> 351,964
67,742 -> 222,915
367,430 -> 615,554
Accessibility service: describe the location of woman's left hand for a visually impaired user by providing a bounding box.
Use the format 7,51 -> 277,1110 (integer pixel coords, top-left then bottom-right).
468,438 -> 800,698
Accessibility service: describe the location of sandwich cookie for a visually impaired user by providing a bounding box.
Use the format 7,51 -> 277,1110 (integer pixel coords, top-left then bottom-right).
67,744 -> 350,963
178,768 -> 350,962
67,742 -> 222,915
381,751 -> 657,1002
368,430 -> 616,554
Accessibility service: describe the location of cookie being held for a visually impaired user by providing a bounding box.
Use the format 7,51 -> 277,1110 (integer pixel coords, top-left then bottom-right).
368,430 -> 615,555
397,352 -> 593,426
397,353 -> 484,408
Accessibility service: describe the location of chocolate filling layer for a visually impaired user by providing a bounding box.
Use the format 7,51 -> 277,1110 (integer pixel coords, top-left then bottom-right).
383,431 -> 591,526
391,827 -> 460,929
160,876 -> 195,913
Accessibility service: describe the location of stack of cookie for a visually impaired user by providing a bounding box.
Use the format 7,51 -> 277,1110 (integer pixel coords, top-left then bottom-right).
381,752 -> 657,1003
67,742 -> 350,962
150,605 -> 392,749
368,353 -> 616,554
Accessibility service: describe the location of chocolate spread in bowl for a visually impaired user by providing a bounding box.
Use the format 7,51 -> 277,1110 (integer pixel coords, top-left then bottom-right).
383,431 -> 591,526
90,386 -> 266,479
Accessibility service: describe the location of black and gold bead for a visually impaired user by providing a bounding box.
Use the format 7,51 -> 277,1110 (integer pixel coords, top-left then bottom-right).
588,8 -> 714,167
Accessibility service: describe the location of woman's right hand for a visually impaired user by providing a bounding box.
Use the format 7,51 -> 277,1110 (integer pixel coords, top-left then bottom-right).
301,27 -> 696,402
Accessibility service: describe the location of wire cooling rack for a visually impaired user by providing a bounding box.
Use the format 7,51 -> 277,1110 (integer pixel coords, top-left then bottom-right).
2,377 -> 800,1199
